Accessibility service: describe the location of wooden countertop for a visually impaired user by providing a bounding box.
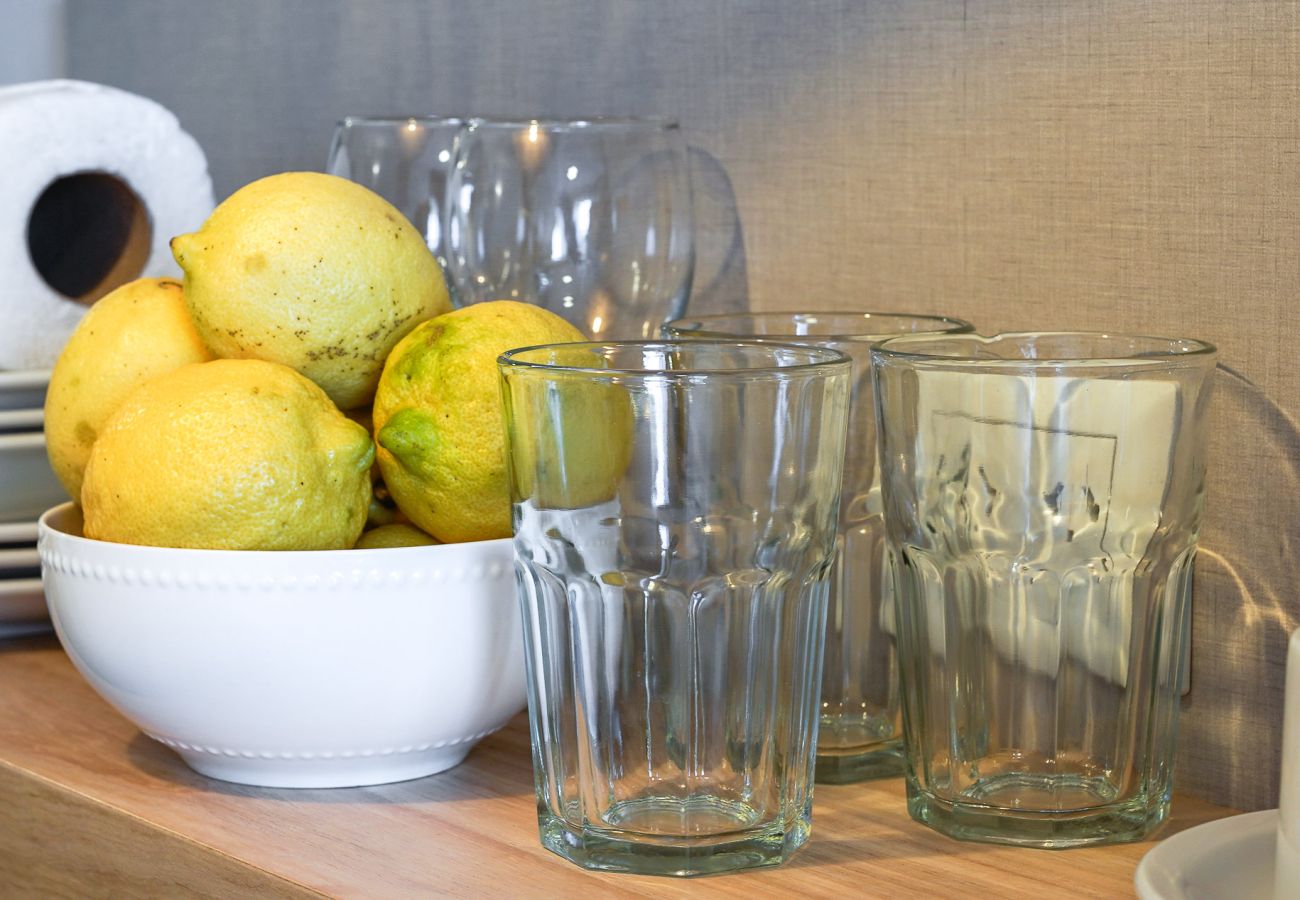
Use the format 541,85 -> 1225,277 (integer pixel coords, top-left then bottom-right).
0,633 -> 1236,898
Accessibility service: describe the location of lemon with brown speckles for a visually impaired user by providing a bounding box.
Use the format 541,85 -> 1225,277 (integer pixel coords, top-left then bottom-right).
171,172 -> 450,410
82,359 -> 374,550
372,300 -> 587,543
44,277 -> 214,501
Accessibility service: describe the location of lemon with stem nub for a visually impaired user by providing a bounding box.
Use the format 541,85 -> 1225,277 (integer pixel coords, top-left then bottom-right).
372,300 -> 589,543
171,172 -> 450,410
82,359 -> 374,550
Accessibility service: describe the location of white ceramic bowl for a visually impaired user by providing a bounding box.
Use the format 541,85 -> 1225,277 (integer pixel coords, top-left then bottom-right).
37,503 -> 526,788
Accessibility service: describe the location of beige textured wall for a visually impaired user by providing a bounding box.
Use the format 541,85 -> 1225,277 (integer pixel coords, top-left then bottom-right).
722,2 -> 1300,812
766,2 -> 1300,813
68,0 -> 1300,810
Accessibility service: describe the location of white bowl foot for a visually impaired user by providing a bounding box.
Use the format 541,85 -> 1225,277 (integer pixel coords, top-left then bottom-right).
159,740 -> 478,788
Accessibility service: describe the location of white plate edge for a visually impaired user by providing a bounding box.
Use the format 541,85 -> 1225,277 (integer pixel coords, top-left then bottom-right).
0,370 -> 51,390
0,522 -> 38,543
1135,808 -> 1279,900
0,408 -> 44,425
0,577 -> 42,596
0,431 -> 46,450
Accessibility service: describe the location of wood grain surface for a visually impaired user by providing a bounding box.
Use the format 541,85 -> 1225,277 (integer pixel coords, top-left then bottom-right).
0,634 -> 1235,898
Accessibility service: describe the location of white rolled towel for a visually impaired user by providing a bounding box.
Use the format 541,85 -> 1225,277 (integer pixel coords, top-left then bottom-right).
0,79 -> 214,370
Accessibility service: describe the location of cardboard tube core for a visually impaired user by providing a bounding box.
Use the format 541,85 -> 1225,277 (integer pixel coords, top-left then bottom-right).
25,171 -> 153,306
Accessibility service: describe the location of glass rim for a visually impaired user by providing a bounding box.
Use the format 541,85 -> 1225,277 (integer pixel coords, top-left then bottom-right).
336,115 -> 468,128
870,330 -> 1218,368
463,115 -> 680,132
498,339 -> 851,379
663,310 -> 974,343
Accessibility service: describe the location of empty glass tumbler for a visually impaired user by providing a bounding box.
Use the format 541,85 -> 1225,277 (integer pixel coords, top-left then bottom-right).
326,115 -> 465,304
499,341 -> 850,875
663,311 -> 974,783
871,332 -> 1217,848
448,118 -> 694,339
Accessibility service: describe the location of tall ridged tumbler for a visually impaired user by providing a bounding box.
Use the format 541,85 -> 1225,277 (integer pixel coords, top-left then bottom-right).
663,311 -> 974,784
870,332 -> 1216,848
499,340 -> 850,875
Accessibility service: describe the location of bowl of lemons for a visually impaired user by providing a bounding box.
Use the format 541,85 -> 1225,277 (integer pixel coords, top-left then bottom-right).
35,172 -> 591,788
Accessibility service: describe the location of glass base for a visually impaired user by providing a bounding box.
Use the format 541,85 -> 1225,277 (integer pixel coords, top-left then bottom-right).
815,740 -> 905,784
906,777 -> 1171,849
537,805 -> 811,877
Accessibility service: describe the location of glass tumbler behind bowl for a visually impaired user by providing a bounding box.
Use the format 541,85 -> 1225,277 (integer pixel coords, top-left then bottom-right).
449,118 -> 694,340
664,311 -> 974,784
499,340 -> 850,876
326,115 -> 465,304
871,332 -> 1217,848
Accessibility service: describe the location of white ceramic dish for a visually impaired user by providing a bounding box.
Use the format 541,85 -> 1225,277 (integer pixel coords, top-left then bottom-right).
38,502 -> 527,788
0,577 -> 50,636
0,432 -> 68,523
1135,809 -> 1278,900
0,546 -> 39,575
0,407 -> 43,434
0,370 -> 49,411
0,521 -> 38,544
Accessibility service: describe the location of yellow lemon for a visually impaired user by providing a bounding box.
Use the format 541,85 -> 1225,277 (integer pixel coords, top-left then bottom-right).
82,359 -> 374,550
354,523 -> 439,549
171,172 -> 451,410
44,277 -> 214,500
372,300 -> 585,543
499,343 -> 636,512
364,478 -> 411,529
341,408 -> 413,528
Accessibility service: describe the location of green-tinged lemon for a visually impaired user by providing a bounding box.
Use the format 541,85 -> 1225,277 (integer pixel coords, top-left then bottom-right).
372,300 -> 585,543
501,343 -> 635,512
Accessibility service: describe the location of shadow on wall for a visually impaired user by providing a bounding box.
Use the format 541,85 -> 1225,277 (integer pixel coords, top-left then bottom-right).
685,146 -> 749,318
1179,365 -> 1300,810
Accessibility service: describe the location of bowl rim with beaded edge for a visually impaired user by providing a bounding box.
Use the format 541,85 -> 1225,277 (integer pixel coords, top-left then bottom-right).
36,501 -> 526,789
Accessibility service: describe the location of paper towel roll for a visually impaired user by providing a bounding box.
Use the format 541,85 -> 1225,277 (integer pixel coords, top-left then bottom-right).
0,79 -> 214,370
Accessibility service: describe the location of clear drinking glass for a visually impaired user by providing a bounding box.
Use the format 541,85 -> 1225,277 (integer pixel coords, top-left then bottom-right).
448,118 -> 694,339
325,115 -> 465,304
499,340 -> 850,875
663,311 -> 974,784
870,332 -> 1217,848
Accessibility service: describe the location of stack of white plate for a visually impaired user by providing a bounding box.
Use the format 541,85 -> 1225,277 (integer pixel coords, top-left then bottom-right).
0,370 -> 68,637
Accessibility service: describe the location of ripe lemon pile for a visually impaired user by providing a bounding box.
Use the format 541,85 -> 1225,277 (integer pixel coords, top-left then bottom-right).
44,171 -> 591,551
